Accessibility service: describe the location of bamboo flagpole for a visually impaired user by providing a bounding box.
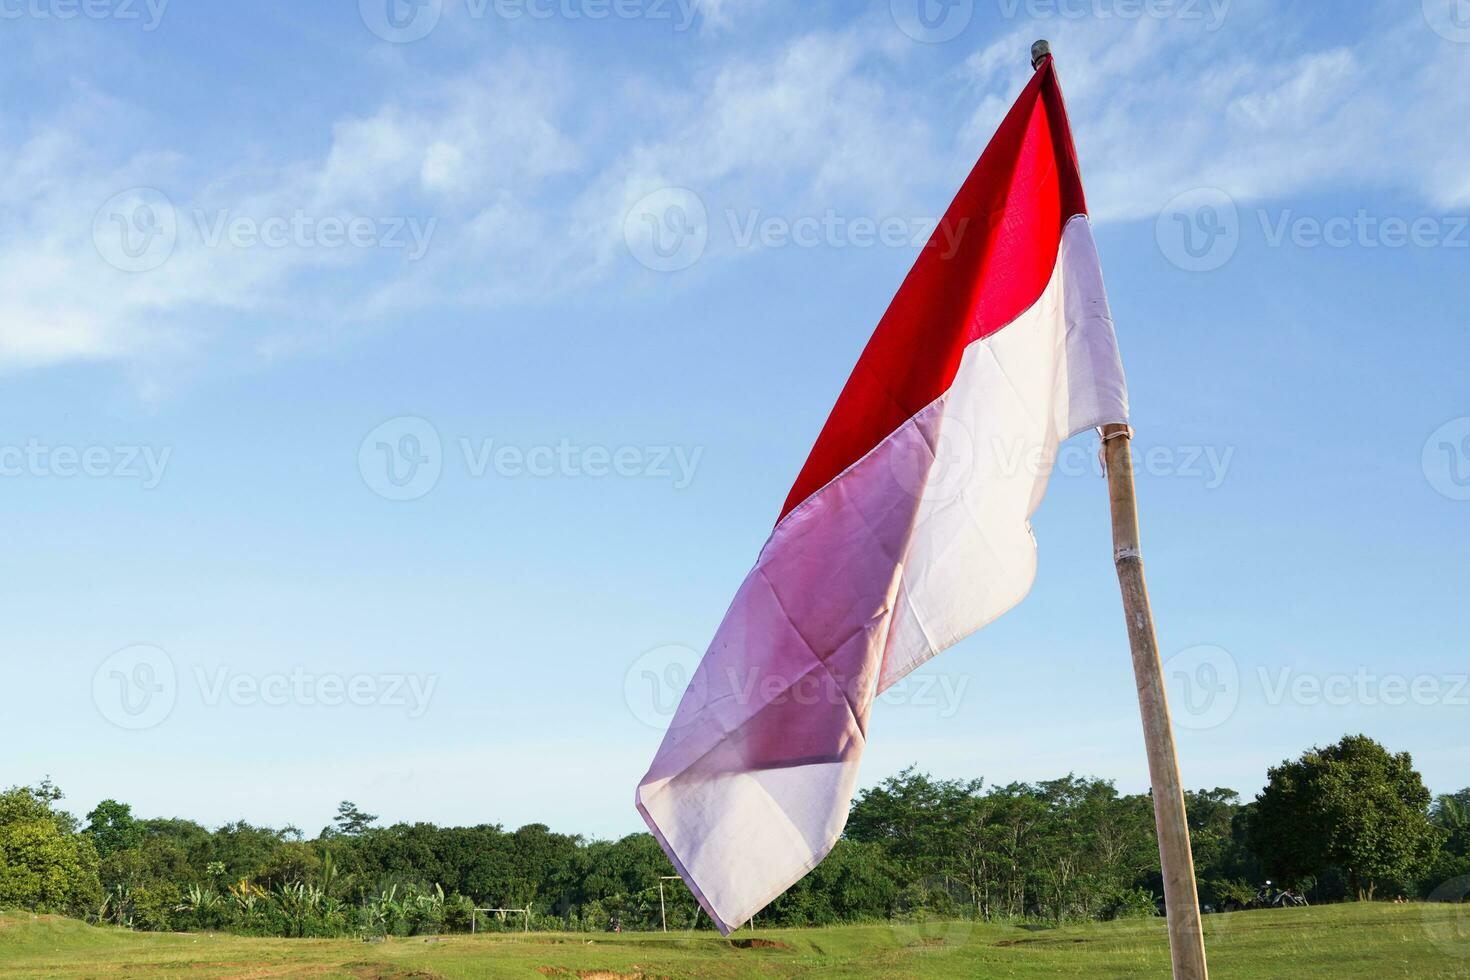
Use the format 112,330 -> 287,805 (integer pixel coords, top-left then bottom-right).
1101,422 -> 1210,979
1037,37 -> 1211,977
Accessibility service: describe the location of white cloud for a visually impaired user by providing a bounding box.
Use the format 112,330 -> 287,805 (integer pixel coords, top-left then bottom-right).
693,0 -> 767,35
0,56 -> 581,372
963,13 -> 1470,220
3,4 -> 1465,377
565,27 -> 946,276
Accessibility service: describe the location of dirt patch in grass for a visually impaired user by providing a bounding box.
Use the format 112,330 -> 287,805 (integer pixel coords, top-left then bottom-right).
182,965 -> 436,980
341,962 -> 443,979
728,937 -> 790,950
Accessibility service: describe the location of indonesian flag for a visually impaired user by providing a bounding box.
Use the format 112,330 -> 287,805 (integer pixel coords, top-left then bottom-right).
636,54 -> 1128,934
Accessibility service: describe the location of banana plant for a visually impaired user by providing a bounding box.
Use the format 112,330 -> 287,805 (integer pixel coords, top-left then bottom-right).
271,881 -> 327,936
364,884 -> 404,936
175,883 -> 224,915
96,884 -> 135,928
228,878 -> 267,924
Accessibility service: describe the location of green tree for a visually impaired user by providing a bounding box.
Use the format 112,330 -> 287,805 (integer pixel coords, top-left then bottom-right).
1247,735 -> 1442,899
84,799 -> 141,859
0,783 -> 102,915
848,767 -> 984,879
257,841 -> 323,889
206,820 -> 298,881
1421,789 -> 1470,897
332,801 -> 378,837
768,839 -> 898,925
1431,790 -> 1470,856
1186,788 -> 1258,906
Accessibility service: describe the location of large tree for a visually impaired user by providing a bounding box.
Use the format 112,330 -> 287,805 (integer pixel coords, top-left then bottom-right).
1247,735 -> 1442,899
332,801 -> 379,837
85,799 -> 141,859
847,767 -> 984,880
0,783 -> 102,915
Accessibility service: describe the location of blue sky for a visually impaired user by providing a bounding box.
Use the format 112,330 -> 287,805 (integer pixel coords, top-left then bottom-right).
2,0 -> 1467,838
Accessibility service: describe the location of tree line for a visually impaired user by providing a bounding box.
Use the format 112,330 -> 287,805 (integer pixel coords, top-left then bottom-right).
1,734 -> 1464,937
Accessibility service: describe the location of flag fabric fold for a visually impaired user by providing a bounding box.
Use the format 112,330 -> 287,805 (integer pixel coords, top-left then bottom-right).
635,56 -> 1129,935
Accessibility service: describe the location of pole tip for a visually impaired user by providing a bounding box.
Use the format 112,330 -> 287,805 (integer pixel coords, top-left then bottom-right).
1031,39 -> 1051,69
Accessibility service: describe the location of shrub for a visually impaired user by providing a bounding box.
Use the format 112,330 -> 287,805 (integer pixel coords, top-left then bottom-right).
1100,887 -> 1159,920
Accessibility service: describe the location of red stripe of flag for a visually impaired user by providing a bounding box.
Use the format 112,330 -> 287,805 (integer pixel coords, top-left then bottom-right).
779,57 -> 1086,522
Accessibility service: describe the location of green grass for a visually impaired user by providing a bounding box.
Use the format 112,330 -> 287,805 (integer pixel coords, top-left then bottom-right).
2,904 -> 1467,978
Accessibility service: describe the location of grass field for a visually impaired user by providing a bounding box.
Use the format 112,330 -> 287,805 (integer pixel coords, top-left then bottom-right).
2,903 -> 1467,978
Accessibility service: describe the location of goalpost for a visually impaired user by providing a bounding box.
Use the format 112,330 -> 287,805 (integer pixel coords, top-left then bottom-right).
656,875 -> 681,932
656,875 -> 722,933
471,906 -> 530,933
